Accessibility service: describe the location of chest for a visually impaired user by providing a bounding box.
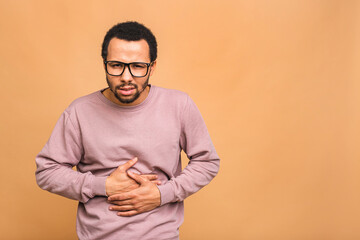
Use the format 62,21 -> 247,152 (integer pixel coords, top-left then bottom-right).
78,107 -> 182,170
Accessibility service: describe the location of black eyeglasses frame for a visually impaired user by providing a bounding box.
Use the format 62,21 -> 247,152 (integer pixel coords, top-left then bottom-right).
104,60 -> 153,77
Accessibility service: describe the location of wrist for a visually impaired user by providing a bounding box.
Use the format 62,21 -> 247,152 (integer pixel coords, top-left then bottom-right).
105,176 -> 112,196
91,176 -> 108,197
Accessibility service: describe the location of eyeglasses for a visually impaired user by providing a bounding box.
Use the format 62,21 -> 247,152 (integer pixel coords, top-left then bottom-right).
104,61 -> 152,77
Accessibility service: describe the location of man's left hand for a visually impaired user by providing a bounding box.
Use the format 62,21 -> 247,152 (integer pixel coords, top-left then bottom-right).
107,171 -> 161,217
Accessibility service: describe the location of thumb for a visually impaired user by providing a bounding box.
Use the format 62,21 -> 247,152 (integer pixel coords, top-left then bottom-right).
116,157 -> 138,172
127,171 -> 148,185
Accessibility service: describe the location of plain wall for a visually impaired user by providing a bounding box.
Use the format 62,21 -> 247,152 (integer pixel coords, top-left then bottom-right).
1,0 -> 360,239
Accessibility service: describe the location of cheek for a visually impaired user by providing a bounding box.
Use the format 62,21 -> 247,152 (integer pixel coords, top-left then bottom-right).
134,78 -> 147,86
106,76 -> 117,89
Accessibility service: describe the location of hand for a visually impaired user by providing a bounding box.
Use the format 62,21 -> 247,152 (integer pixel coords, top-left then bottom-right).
108,171 -> 161,217
105,157 -> 160,196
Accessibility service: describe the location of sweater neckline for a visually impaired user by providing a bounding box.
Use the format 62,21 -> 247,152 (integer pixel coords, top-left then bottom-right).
96,84 -> 156,111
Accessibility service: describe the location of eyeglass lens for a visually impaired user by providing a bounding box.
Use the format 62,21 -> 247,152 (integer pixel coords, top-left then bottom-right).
106,62 -> 148,77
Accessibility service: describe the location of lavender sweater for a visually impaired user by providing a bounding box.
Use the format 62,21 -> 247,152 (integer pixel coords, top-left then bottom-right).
35,85 -> 220,240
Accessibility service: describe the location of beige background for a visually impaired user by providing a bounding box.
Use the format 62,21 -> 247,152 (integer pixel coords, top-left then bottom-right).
1,0 -> 360,239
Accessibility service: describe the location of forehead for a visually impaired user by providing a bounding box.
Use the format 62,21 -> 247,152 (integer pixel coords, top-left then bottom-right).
107,38 -> 150,62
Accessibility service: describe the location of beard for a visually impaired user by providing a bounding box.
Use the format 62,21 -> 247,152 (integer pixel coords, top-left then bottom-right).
106,75 -> 150,104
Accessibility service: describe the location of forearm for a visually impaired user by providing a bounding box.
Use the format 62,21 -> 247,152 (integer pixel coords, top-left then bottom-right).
157,157 -> 220,205
156,94 -> 220,205
35,154 -> 107,203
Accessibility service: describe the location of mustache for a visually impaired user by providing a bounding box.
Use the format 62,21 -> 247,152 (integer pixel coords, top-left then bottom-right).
115,83 -> 138,90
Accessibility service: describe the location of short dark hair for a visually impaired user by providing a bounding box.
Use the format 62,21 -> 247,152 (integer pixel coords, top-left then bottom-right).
101,21 -> 157,62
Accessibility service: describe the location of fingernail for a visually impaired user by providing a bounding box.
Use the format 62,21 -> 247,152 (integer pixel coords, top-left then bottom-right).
109,207 -> 112,210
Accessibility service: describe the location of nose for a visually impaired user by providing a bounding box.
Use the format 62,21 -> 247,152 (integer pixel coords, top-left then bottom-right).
121,65 -> 134,82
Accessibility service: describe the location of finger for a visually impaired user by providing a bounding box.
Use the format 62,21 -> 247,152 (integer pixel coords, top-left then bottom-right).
109,205 -> 134,211
117,210 -> 138,217
118,157 -> 138,172
127,171 -> 148,185
141,174 -> 158,181
150,180 -> 162,185
108,193 -> 134,201
108,199 -> 133,206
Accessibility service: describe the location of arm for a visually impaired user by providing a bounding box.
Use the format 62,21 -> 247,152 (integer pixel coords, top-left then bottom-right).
35,110 -> 159,203
35,110 -> 105,203
157,95 -> 220,205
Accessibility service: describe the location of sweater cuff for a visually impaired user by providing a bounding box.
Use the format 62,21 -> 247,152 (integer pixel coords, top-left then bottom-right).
157,182 -> 175,206
91,176 -> 107,197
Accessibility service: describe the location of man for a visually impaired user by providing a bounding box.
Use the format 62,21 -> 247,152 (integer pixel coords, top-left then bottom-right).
36,21 -> 220,240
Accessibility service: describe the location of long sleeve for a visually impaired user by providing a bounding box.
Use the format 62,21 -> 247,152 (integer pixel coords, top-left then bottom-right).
35,87 -> 219,239
35,109 -> 107,203
157,95 -> 220,205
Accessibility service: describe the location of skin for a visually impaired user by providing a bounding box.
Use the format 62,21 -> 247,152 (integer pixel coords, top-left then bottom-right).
105,157 -> 161,196
102,38 -> 157,106
103,38 -> 161,216
108,170 -> 162,217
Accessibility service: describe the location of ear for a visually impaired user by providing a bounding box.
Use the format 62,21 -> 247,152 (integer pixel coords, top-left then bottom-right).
103,61 -> 107,72
149,60 -> 157,76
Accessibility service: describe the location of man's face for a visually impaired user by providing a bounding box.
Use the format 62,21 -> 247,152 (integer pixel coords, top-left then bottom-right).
105,38 -> 156,106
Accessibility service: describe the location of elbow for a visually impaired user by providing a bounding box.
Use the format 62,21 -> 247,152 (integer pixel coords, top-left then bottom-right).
211,158 -> 220,178
35,170 -> 47,191
34,154 -> 57,191
203,158 -> 220,181
35,160 -> 54,191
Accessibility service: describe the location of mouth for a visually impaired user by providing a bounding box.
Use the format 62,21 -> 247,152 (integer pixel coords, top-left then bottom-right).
117,86 -> 136,96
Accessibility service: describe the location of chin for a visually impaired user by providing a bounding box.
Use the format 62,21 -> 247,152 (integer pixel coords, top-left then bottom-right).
115,93 -> 140,104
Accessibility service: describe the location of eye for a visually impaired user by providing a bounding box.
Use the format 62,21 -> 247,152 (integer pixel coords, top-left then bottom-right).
109,62 -> 123,68
133,64 -> 146,69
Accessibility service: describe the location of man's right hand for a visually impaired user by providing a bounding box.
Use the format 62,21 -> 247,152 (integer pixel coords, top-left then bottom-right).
105,157 -> 159,196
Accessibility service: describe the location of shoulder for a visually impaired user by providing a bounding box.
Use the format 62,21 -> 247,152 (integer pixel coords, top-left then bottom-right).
68,91 -> 100,108
151,86 -> 202,120
153,85 -> 190,105
63,90 -> 102,118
